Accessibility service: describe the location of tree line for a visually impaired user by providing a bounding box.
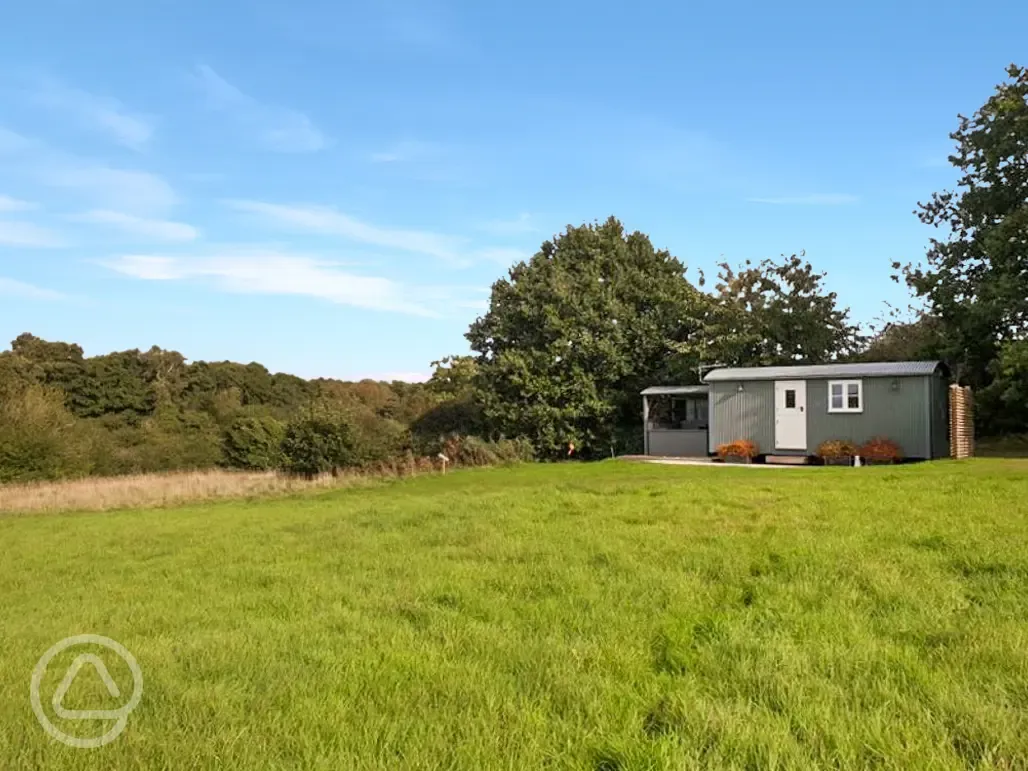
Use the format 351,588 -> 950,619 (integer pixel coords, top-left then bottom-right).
0,334 -> 498,483
1,65 -> 1024,480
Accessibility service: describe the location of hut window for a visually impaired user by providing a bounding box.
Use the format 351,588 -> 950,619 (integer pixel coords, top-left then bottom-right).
828,380 -> 863,413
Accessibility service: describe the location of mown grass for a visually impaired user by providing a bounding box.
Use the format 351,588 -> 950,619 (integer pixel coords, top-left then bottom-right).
2,459 -> 1027,770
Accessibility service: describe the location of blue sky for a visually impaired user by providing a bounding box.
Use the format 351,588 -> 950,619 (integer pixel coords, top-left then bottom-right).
0,0 -> 1024,380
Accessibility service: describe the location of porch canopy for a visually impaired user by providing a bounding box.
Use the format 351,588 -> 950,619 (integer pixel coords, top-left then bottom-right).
641,385 -> 710,457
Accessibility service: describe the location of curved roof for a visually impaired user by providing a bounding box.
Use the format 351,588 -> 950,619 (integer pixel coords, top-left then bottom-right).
703,361 -> 945,382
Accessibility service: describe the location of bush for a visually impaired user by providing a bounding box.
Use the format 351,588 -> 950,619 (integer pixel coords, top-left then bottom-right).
716,439 -> 759,460
860,437 -> 902,463
435,435 -> 535,468
491,437 -> 536,463
223,414 -> 286,470
0,386 -> 90,482
349,412 -> 411,466
413,455 -> 437,474
410,397 -> 484,453
131,408 -> 223,473
442,435 -> 498,467
816,439 -> 859,459
280,412 -> 357,478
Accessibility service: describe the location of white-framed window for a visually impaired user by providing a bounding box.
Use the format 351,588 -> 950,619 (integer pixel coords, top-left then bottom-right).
828,380 -> 863,413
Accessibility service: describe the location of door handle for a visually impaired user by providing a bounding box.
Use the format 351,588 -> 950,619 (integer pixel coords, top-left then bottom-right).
800,406 -> 804,412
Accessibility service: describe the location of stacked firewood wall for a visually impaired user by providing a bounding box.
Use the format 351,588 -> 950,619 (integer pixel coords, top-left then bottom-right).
949,384 -> 974,459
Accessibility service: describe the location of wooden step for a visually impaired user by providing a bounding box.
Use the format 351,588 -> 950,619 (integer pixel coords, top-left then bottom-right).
764,454 -> 811,466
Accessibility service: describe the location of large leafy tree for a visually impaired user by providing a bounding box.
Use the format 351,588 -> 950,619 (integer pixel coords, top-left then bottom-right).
467,217 -> 709,457
9,333 -> 88,401
900,64 -> 1028,433
703,255 -> 863,366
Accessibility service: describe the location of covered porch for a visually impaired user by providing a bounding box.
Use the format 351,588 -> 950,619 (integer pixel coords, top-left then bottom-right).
641,385 -> 710,457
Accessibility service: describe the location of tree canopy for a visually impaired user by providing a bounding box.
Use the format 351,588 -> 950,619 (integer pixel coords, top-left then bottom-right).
702,255 -> 863,367
900,64 -> 1028,434
466,217 -> 709,457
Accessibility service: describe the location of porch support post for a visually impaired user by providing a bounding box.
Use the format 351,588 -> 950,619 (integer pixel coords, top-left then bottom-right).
642,394 -> 650,456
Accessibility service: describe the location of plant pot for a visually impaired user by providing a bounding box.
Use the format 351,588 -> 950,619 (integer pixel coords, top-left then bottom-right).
822,456 -> 852,466
723,455 -> 752,464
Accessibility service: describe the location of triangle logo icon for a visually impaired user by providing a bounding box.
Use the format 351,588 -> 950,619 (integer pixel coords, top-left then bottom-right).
52,654 -> 124,720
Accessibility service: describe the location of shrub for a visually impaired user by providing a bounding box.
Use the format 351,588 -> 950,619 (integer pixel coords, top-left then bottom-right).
860,437 -> 902,462
413,456 -> 437,474
280,412 -> 357,478
433,435 -> 534,468
410,397 -> 484,453
223,414 -> 286,470
349,413 -> 411,466
442,435 -> 499,467
491,437 -> 536,463
134,408 -> 223,473
816,439 -> 859,459
716,439 -> 759,460
0,385 -> 90,483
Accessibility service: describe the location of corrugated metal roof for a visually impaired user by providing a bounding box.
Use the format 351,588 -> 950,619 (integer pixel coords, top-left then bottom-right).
640,385 -> 710,396
703,360 -> 944,382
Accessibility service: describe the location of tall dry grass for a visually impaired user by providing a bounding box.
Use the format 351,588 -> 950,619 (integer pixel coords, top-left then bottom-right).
0,467 -> 394,515
0,445 -> 517,516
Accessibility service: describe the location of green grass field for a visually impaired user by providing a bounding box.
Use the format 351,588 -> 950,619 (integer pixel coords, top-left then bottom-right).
3,460 -> 1028,770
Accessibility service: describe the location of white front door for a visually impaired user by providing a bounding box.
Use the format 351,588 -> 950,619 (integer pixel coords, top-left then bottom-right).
774,380 -> 807,450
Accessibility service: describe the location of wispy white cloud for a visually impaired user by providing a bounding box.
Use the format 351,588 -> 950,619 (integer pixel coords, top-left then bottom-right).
0,221 -> 65,247
366,139 -> 472,183
0,128 -> 178,216
193,65 -> 328,153
477,213 -> 537,236
369,140 -> 441,163
42,163 -> 178,215
74,210 -> 199,242
0,195 -> 37,212
0,276 -> 66,300
34,80 -> 154,150
0,127 -> 34,153
101,254 -> 436,316
747,194 -> 859,206
225,200 -> 468,263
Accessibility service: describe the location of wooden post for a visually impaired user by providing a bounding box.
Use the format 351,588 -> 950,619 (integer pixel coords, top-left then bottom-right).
642,394 -> 650,456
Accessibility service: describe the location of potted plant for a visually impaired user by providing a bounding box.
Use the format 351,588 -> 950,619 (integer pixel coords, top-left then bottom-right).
816,439 -> 859,466
859,437 -> 902,465
716,439 -> 759,464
